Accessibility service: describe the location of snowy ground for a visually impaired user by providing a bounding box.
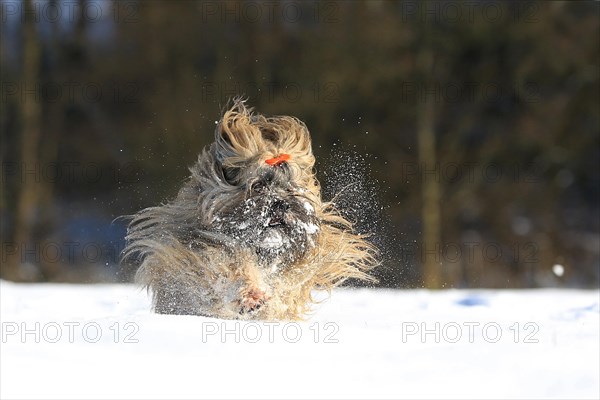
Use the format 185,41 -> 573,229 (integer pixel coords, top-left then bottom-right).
0,280 -> 598,399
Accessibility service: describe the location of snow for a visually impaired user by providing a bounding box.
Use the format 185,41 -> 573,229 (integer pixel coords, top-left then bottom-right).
1,280 -> 598,399
303,200 -> 315,214
553,264 -> 565,277
259,229 -> 284,249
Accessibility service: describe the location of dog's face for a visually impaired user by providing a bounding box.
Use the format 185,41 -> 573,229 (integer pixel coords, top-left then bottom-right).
207,104 -> 322,270
214,104 -> 317,190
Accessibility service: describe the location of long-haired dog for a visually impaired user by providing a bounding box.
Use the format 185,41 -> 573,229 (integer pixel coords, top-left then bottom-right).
123,100 -> 378,320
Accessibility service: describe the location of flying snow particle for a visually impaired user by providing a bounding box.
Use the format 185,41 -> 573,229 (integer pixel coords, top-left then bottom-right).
552,264 -> 565,277
302,201 -> 314,214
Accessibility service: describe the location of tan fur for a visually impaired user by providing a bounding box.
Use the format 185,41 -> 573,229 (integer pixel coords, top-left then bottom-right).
123,100 -> 378,320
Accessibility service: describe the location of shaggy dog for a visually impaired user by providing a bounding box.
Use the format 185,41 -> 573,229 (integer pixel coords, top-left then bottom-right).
123,100 -> 377,320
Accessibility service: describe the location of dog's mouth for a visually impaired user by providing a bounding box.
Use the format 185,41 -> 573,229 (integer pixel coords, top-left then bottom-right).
267,216 -> 284,227
213,193 -> 319,257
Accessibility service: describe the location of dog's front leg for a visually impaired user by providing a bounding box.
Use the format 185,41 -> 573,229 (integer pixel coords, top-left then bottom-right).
230,253 -> 271,317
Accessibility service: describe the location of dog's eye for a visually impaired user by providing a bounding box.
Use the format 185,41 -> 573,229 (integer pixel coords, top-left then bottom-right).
263,169 -> 275,184
251,181 -> 266,193
222,167 -> 238,184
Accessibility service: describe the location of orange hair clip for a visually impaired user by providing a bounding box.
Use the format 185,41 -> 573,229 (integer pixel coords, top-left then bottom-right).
265,153 -> 291,166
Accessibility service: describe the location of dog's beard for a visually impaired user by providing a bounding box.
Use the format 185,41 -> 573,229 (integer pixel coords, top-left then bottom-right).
211,181 -> 320,273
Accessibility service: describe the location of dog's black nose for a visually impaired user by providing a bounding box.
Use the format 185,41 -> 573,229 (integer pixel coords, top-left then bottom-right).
269,199 -> 290,227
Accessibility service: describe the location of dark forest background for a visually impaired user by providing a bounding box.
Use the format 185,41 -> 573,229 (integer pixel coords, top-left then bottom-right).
1,0 -> 598,288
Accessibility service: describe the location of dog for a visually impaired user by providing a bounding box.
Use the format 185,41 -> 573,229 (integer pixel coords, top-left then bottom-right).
123,100 -> 378,320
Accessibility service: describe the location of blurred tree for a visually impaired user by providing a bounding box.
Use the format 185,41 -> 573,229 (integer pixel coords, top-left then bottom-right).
5,0 -> 43,281
1,0 -> 597,287
416,2 -> 443,289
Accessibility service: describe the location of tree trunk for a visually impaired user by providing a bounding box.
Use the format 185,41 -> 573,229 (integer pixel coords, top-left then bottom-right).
4,0 -> 43,281
417,26 -> 442,289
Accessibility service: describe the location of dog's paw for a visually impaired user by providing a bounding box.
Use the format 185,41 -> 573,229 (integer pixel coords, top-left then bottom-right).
239,287 -> 270,314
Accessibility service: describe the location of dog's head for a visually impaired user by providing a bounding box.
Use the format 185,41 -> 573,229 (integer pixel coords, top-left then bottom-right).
201,101 -> 322,268
214,101 -> 318,194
